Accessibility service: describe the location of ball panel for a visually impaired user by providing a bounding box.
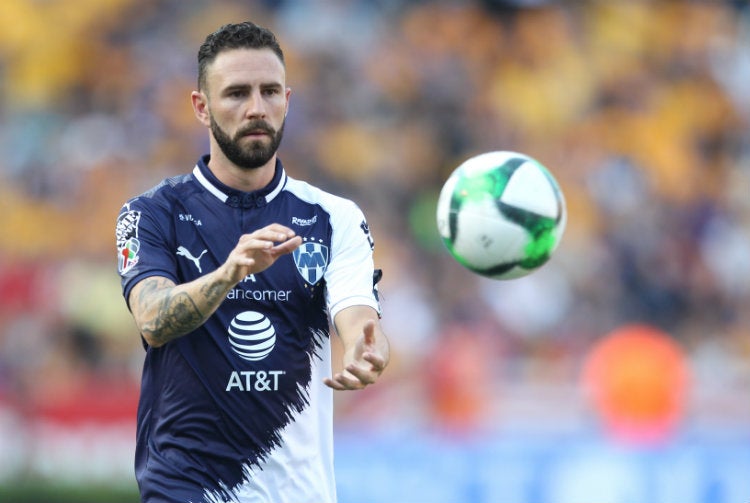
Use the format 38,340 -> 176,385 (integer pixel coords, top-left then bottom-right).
498,202 -> 560,268
459,151 -> 528,177
484,262 -> 536,280
449,200 -> 531,271
436,170 -> 460,240
501,160 -> 561,219
453,163 -> 511,204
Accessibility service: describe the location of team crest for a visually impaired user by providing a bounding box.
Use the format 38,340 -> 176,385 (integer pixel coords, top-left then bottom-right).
293,239 -> 329,285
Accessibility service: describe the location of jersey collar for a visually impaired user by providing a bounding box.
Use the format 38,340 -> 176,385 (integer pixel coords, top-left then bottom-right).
192,155 -> 287,209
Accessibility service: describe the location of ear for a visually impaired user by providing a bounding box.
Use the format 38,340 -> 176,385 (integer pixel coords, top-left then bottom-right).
284,87 -> 292,118
191,90 -> 211,127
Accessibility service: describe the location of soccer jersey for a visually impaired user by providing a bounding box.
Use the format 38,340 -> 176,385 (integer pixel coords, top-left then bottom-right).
116,155 -> 380,503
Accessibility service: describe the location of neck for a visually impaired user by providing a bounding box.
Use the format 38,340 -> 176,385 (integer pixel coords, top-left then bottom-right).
207,153 -> 277,192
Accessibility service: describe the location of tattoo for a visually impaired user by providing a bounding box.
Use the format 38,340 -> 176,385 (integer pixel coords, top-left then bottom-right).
133,276 -> 226,346
200,281 -> 227,305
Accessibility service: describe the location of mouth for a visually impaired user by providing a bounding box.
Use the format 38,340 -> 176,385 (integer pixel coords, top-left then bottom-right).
241,130 -> 269,139
238,123 -> 274,139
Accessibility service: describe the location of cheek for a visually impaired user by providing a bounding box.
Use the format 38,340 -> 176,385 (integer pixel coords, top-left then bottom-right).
268,95 -> 288,116
209,106 -> 241,131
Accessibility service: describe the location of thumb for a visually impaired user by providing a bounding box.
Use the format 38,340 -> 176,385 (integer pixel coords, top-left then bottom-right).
362,319 -> 376,346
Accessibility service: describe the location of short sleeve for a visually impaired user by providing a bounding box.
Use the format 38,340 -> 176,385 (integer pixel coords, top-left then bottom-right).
324,201 -> 381,321
116,197 -> 178,308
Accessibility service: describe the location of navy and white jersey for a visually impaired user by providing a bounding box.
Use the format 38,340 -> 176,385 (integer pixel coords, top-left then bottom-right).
116,155 -> 380,503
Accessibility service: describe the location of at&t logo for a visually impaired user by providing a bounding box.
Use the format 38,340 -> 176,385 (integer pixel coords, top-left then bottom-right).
226,311 -> 286,392
228,311 -> 276,361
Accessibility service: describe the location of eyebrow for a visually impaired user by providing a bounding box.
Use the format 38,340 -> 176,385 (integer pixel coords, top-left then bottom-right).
222,81 -> 283,94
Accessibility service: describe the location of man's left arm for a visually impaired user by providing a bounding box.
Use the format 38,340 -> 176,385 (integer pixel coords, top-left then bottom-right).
324,305 -> 390,390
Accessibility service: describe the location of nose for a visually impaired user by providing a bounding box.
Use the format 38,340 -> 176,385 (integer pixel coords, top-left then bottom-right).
244,90 -> 266,119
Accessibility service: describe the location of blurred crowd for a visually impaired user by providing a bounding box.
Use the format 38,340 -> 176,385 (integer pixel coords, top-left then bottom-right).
1,0 -> 749,448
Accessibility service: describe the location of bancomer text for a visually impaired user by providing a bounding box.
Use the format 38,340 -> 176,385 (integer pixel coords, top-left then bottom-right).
227,289 -> 292,301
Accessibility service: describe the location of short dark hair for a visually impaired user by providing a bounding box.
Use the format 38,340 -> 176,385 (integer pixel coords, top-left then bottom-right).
197,21 -> 285,91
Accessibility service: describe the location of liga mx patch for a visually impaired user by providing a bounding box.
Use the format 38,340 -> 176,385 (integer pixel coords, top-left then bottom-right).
116,210 -> 142,275
293,239 -> 328,285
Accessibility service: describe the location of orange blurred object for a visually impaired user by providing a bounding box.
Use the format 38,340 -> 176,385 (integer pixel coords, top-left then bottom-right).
582,324 -> 690,445
427,324 -> 493,434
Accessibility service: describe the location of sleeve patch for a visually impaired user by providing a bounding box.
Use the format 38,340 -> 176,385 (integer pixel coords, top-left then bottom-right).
116,210 -> 142,275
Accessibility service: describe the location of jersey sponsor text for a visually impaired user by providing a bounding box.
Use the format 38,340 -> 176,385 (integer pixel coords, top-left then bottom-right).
226,370 -> 285,391
226,289 -> 292,301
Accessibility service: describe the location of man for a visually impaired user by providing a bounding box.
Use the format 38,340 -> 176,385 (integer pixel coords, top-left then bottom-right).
116,21 -> 389,503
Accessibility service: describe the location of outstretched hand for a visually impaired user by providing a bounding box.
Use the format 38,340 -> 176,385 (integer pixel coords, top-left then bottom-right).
324,319 -> 388,391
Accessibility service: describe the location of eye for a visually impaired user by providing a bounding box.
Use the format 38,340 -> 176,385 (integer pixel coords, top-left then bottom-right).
228,89 -> 248,99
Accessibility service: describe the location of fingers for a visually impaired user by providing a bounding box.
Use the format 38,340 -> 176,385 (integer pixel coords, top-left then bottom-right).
362,351 -> 387,373
239,225 -> 298,251
324,368 -> 372,391
362,319 -> 376,345
225,224 -> 301,280
323,374 -> 359,391
271,235 -> 302,255
324,351 -> 386,391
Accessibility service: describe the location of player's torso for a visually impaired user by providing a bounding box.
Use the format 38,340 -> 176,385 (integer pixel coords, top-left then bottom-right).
160,183 -> 333,396
127,161 -> 350,502
138,182 -> 335,484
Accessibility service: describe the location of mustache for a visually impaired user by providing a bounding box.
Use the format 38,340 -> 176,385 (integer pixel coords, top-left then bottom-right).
236,121 -> 275,138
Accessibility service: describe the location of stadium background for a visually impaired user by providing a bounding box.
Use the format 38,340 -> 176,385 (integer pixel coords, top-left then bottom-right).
0,0 -> 749,502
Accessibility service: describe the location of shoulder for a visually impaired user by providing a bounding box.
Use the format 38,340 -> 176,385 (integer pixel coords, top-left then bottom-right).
117,173 -> 196,237
120,173 -> 194,213
284,176 -> 361,217
136,173 -> 194,204
283,176 -> 374,250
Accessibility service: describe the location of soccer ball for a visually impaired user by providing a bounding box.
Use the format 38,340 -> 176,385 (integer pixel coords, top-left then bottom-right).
436,151 -> 566,280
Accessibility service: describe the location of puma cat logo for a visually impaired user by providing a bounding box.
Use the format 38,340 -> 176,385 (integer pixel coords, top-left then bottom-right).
177,246 -> 208,273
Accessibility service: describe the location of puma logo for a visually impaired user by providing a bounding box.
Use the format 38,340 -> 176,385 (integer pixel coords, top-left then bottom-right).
177,246 -> 208,273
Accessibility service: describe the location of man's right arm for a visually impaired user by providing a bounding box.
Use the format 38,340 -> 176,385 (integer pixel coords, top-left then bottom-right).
128,224 -> 302,348
129,271 -> 235,348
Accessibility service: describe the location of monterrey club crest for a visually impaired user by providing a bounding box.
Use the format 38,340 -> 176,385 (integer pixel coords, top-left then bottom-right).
293,238 -> 329,285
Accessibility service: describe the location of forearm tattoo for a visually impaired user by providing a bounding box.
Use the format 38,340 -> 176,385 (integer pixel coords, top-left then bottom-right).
200,280 -> 228,306
134,276 -> 227,346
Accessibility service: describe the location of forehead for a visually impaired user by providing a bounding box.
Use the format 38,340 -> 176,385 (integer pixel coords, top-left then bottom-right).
205,48 -> 286,91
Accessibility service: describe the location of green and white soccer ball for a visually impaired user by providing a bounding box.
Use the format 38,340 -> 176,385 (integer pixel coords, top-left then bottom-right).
436,151 -> 566,280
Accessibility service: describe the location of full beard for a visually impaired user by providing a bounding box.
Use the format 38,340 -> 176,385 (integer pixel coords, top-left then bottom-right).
210,115 -> 285,170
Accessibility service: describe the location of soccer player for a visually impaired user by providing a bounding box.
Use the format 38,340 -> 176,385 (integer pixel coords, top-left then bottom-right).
115,21 -> 389,503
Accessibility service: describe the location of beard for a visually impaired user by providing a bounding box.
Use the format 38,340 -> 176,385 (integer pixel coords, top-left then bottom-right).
210,114 -> 285,170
